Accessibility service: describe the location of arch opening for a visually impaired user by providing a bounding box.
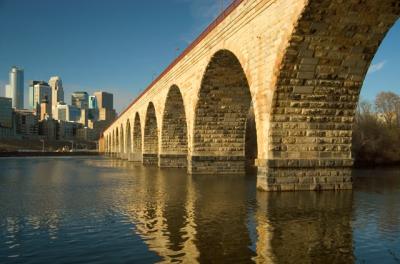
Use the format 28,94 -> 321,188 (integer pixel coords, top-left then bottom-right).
191,49 -> 255,174
132,112 -> 143,162
143,102 -> 159,165
160,85 -> 188,168
125,119 -> 132,159
115,128 -> 119,158
245,104 -> 258,170
120,124 -> 125,158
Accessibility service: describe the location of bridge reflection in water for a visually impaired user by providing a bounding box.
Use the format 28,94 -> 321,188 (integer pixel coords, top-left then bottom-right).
102,159 -> 354,263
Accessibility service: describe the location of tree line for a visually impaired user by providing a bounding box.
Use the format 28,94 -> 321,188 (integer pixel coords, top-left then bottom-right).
353,91 -> 400,165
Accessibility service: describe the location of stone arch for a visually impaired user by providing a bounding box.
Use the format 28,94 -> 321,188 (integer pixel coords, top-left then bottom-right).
131,112 -> 142,162
112,130 -> 116,154
143,102 -> 159,165
191,49 -> 254,174
125,119 -> 132,159
108,134 -> 112,154
160,85 -> 188,168
115,127 -> 119,157
260,0 -> 400,191
120,124 -> 125,158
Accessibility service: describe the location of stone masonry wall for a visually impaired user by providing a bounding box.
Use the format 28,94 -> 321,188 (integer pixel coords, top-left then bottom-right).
104,0 -> 400,191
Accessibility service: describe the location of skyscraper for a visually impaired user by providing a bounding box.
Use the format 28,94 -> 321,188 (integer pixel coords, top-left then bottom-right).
48,76 -> 64,119
88,95 -> 97,109
94,91 -> 113,109
6,66 -> 24,109
71,91 -> 89,109
49,77 -> 64,106
28,81 -> 51,111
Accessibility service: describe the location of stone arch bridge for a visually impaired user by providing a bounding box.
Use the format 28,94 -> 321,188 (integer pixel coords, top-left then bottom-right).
103,0 -> 400,191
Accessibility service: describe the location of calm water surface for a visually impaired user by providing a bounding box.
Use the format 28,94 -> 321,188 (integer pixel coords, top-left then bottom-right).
0,157 -> 399,263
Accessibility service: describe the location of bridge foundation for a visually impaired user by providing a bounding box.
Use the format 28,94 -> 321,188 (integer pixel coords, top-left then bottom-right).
159,154 -> 187,168
143,153 -> 158,166
128,153 -> 142,162
256,159 -> 353,191
188,155 -> 246,174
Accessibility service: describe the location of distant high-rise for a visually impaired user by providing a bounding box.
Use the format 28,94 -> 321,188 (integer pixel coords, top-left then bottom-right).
57,103 -> 81,122
28,81 -> 52,112
49,77 -> 63,106
6,66 -> 24,109
88,95 -> 97,109
71,91 -> 89,109
39,96 -> 51,121
94,91 -> 113,110
48,76 -> 64,119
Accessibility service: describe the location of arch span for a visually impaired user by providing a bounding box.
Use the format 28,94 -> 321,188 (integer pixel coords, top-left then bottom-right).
257,0 -> 400,191
120,124 -> 125,159
115,127 -> 119,158
143,102 -> 159,165
190,49 -> 254,174
132,112 -> 143,162
160,85 -> 188,168
125,119 -> 132,160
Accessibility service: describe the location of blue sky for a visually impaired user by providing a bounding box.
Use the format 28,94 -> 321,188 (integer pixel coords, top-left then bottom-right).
0,0 -> 398,113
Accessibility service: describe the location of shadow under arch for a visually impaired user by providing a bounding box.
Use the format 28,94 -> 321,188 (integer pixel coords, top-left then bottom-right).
125,119 -> 131,159
120,124 -> 125,158
143,102 -> 159,165
190,49 -> 256,174
131,112 -> 143,162
160,85 -> 188,168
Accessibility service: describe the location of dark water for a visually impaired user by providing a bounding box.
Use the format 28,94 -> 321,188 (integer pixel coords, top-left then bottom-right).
0,157 -> 399,263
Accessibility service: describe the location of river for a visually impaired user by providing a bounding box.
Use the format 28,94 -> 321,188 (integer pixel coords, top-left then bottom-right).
0,157 -> 399,263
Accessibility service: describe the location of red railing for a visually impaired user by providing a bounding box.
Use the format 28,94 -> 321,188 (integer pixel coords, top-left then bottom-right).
105,0 -> 244,132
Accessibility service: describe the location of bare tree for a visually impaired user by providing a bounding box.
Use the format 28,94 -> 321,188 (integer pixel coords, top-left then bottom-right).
375,91 -> 400,128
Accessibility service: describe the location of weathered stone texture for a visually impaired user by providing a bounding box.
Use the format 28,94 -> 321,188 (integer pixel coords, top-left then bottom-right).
103,0 -> 400,191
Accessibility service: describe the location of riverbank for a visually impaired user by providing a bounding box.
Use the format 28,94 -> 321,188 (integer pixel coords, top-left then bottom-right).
0,151 -> 100,157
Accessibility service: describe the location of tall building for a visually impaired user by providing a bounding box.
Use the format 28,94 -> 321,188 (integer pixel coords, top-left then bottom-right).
6,66 -> 24,109
49,76 -> 64,119
28,81 -> 52,112
71,91 -> 89,109
39,97 -> 51,121
56,103 -> 81,122
88,95 -> 97,109
94,91 -> 113,109
98,108 -> 116,122
0,97 -> 12,128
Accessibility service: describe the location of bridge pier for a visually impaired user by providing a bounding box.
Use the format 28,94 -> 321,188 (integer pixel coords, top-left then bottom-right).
143,153 -> 158,166
256,159 -> 353,191
159,154 -> 187,168
188,155 -> 246,174
128,153 -> 142,162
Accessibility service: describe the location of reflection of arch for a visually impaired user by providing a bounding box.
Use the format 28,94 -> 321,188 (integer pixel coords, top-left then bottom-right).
259,1 -> 400,191
132,113 -> 142,162
125,119 -> 132,159
190,49 -> 255,174
143,102 -> 159,165
160,85 -> 188,168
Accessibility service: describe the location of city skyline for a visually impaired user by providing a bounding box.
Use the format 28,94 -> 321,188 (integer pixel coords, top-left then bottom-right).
0,0 -> 399,114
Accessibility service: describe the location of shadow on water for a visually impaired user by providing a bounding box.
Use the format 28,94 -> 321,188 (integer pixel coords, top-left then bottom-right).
0,157 -> 399,263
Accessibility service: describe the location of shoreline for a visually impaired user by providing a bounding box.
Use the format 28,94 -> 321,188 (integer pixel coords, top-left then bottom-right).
0,152 -> 100,157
